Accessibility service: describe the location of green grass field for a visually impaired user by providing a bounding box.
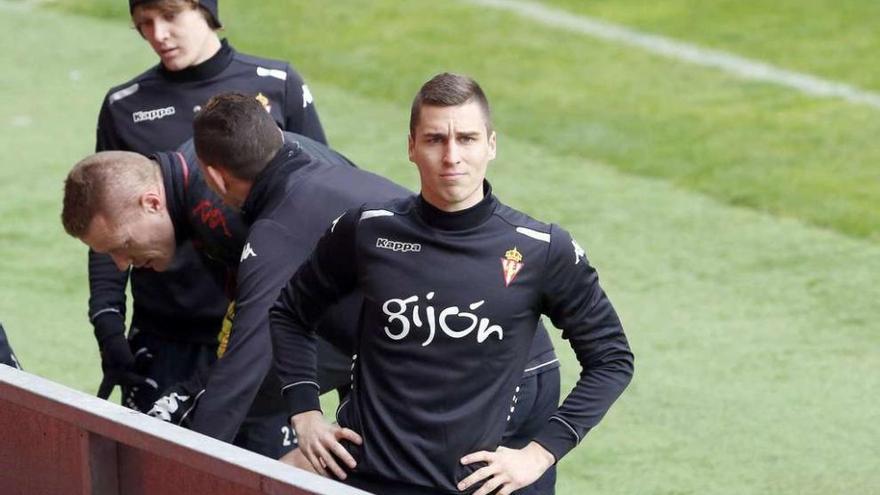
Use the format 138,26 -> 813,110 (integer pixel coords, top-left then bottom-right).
1,0 -> 878,493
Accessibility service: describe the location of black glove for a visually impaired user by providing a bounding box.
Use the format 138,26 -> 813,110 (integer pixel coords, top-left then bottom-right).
94,314 -> 157,399
147,368 -> 208,426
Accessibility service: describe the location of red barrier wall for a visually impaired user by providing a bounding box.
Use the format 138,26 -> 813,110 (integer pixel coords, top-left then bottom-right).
0,365 -> 370,495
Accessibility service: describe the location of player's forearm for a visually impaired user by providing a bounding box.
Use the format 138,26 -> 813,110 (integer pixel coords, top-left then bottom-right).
187,319 -> 274,442
270,288 -> 322,416
534,332 -> 633,460
88,250 -> 129,337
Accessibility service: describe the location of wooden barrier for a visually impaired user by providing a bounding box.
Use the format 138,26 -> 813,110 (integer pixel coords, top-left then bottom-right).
0,365 -> 370,495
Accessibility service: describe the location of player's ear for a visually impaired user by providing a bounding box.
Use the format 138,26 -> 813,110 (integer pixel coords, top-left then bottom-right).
140,191 -> 163,213
407,133 -> 416,164
203,164 -> 229,196
487,131 -> 497,161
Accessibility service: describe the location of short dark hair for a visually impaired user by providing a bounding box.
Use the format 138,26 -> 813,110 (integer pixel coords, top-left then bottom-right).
409,72 -> 492,136
193,92 -> 283,180
62,151 -> 158,238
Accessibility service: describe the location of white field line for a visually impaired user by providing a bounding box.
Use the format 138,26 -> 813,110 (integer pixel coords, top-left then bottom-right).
466,0 -> 880,110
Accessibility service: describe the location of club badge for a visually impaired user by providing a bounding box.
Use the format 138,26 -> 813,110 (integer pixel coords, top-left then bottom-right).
501,247 -> 524,287
255,92 -> 272,113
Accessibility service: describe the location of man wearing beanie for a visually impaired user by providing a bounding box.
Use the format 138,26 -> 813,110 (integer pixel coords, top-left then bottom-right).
87,0 -> 327,456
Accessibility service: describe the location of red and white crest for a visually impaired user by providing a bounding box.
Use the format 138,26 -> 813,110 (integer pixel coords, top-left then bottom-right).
500,247 -> 524,287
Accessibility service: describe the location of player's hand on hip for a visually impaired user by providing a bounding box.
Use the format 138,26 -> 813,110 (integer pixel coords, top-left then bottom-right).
291,410 -> 362,480
458,441 -> 555,495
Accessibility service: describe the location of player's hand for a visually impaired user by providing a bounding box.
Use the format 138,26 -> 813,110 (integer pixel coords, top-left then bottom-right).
99,333 -> 157,396
147,389 -> 194,424
458,442 -> 555,495
146,372 -> 206,425
291,410 -> 362,480
279,448 -> 319,474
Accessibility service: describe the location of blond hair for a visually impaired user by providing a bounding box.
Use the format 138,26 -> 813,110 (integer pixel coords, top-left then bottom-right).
61,151 -> 159,238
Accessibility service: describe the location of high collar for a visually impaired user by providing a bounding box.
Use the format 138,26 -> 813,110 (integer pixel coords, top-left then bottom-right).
158,39 -> 233,83
154,152 -> 187,244
416,181 -> 497,231
240,141 -> 306,224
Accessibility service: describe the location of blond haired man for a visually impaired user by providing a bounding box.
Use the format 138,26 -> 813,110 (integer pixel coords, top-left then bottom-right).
89,0 -> 326,413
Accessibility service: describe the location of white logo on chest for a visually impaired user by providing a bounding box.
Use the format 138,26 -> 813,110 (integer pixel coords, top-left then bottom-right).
381,292 -> 503,346
376,237 -> 421,253
132,106 -> 175,123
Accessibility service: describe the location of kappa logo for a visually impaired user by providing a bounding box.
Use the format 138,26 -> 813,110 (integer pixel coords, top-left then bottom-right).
376,237 -> 421,253
501,247 -> 524,287
240,243 -> 257,262
330,213 -> 344,233
572,239 -> 586,265
302,84 -> 314,108
132,106 -> 175,123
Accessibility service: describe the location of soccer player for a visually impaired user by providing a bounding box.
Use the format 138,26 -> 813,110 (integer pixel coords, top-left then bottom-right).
270,73 -> 634,494
61,109 -> 404,457
0,323 -> 22,370
195,93 -> 564,488
90,0 -> 327,412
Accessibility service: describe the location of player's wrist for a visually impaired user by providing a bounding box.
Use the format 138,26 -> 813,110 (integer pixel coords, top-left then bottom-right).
291,409 -> 324,429
92,312 -> 126,346
283,381 -> 322,417
525,441 -> 556,470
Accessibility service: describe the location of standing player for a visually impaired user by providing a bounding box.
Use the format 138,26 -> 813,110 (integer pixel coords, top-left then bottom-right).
194,93 -> 563,488
90,0 -> 326,412
270,73 -> 634,494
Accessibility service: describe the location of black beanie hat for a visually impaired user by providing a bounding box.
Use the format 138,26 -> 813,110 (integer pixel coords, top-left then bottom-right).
129,0 -> 222,28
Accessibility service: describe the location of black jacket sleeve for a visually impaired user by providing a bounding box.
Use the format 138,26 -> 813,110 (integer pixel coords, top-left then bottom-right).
532,225 -> 634,461
187,220 -> 301,441
270,210 -> 359,417
282,66 -> 327,145
89,98 -> 131,345
0,323 -> 22,369
96,98 -> 123,153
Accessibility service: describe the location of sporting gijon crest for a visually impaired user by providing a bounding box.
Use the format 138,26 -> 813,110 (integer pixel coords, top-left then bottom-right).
501,247 -> 524,287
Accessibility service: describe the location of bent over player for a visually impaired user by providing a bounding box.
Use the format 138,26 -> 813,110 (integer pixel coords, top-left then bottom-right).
89,0 -> 327,411
62,118 -> 402,456
270,73 -> 634,494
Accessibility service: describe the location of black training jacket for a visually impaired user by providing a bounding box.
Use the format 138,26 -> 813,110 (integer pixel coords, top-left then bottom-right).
160,134 -> 407,442
271,187 -> 634,492
89,40 -> 326,346
159,135 -> 558,444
